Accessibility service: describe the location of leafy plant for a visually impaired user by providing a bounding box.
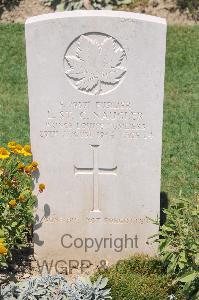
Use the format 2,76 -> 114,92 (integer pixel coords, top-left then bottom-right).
0,0 -> 22,13
62,276 -> 112,299
155,196 -> 199,299
177,0 -> 199,11
42,0 -> 132,11
177,0 -> 199,19
0,142 -> 45,268
95,255 -> 185,299
0,274 -> 112,299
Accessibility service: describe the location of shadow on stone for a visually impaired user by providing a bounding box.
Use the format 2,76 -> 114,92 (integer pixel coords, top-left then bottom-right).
33,233 -> 44,246
160,191 -> 169,226
33,204 -> 51,246
32,169 -> 40,184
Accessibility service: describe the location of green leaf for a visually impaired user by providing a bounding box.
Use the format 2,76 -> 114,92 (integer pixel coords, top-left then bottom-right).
117,0 -> 131,4
162,225 -> 175,232
11,221 -> 18,228
99,277 -> 108,289
0,262 -> 8,267
159,239 -> 170,252
178,262 -> 184,269
0,229 -> 4,237
167,255 -> 178,273
178,270 -> 198,283
179,251 -> 187,263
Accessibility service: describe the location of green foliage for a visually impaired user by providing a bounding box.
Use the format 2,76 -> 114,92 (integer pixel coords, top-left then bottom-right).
177,0 -> 199,11
162,26 -> 199,200
0,274 -> 112,299
95,255 -> 185,299
42,0 -> 132,11
155,196 -> 199,298
0,142 -> 43,268
0,0 -> 22,12
0,24 -> 28,146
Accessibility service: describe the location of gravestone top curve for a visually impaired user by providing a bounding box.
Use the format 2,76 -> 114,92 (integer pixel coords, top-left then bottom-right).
26,10 -> 166,25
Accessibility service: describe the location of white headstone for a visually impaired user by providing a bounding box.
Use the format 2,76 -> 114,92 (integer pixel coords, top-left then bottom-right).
26,11 -> 167,271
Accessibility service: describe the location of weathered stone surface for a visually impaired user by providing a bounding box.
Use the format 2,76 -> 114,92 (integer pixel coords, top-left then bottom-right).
25,11 -> 167,270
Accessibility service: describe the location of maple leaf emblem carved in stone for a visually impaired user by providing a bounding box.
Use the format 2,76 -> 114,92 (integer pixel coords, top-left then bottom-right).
64,34 -> 127,95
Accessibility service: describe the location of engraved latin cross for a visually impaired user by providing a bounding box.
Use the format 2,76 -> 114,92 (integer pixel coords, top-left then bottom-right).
74,145 -> 117,213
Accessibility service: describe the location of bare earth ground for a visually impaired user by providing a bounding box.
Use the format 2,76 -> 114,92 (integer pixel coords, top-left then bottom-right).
125,0 -> 199,25
0,0 -> 52,23
0,0 -> 198,24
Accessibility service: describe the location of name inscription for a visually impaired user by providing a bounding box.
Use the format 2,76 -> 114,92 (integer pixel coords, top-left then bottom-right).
40,100 -> 152,140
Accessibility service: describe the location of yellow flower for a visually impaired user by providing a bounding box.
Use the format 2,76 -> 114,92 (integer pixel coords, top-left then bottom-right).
30,161 -> 38,171
12,144 -> 23,154
18,162 -> 25,171
5,179 -> 12,187
18,194 -> 26,202
0,244 -> 8,255
0,147 -> 10,160
0,238 -> 4,244
7,141 -> 17,150
8,199 -> 17,207
22,145 -> 32,157
39,183 -> 46,193
25,165 -> 32,175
